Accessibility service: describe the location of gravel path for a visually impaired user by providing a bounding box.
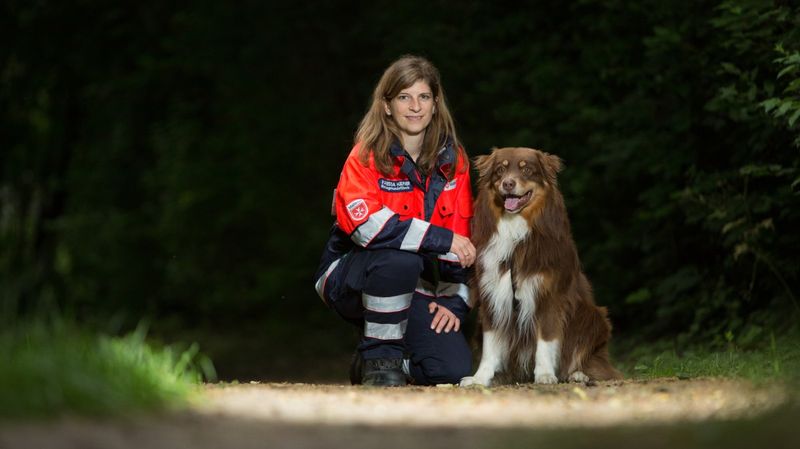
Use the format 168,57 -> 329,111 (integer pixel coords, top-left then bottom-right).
198,377 -> 785,428
1,378 -> 795,449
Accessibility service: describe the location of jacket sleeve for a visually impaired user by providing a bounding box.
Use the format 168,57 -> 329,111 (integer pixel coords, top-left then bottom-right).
433,160 -> 475,315
335,151 -> 453,254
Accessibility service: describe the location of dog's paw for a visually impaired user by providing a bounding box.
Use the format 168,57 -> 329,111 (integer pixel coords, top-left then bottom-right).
460,376 -> 492,387
534,373 -> 558,385
568,371 -> 590,383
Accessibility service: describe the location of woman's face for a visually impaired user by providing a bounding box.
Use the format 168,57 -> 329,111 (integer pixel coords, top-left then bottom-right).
385,80 -> 436,140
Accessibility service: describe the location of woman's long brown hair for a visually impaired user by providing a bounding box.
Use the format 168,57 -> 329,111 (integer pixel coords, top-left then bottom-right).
355,55 -> 465,178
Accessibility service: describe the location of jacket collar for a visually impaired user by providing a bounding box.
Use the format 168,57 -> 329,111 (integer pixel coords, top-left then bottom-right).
390,137 -> 456,180
390,140 -> 424,188
436,139 -> 455,179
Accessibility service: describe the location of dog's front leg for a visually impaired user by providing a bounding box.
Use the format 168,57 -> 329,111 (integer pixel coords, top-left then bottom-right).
460,329 -> 506,387
534,338 -> 560,384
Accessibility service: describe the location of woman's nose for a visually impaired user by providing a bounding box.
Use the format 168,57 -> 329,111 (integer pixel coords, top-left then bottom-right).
409,98 -> 421,111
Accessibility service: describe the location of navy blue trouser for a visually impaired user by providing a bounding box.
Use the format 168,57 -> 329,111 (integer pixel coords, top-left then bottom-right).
318,248 -> 472,385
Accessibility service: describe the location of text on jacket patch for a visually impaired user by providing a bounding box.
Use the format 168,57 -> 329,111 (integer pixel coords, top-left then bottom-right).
379,179 -> 413,192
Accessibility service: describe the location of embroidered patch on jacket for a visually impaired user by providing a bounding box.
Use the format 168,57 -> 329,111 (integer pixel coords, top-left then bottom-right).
378,178 -> 413,192
444,179 -> 457,191
347,199 -> 369,221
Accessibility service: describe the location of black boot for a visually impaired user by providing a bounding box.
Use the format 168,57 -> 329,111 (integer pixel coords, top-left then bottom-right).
362,358 -> 407,386
349,350 -> 363,385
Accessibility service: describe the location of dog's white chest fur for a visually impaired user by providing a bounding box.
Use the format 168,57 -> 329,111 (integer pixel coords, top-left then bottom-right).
478,215 -> 542,333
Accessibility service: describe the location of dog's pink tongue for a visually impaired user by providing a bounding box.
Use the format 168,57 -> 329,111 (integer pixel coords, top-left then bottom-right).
504,197 -> 521,210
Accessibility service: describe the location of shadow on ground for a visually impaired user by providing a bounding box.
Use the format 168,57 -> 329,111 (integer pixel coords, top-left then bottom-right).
3,401 -> 799,449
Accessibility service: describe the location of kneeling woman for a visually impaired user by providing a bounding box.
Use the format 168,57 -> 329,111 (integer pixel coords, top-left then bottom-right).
314,55 -> 476,386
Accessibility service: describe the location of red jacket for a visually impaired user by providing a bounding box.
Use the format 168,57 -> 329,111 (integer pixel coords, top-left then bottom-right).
335,142 -> 473,254
315,139 -> 474,312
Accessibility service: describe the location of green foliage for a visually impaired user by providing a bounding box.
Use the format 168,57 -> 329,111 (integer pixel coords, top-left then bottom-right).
0,319 -> 214,418
763,45 -> 800,143
659,0 -> 800,344
617,329 -> 800,382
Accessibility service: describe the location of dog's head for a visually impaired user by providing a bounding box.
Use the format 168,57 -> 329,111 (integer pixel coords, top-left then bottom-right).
474,147 -> 562,215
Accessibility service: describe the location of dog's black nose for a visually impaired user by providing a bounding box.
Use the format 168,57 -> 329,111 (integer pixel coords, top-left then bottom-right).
502,178 -> 516,192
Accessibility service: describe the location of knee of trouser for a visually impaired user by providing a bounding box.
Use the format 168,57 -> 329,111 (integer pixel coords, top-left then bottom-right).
368,249 -> 423,281
417,356 -> 472,385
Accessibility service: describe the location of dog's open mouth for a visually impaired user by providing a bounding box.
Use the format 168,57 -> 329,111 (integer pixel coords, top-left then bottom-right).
503,191 -> 532,213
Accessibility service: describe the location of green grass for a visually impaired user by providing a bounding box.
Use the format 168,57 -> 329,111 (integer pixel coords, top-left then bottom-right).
0,319 -> 214,419
616,332 -> 800,382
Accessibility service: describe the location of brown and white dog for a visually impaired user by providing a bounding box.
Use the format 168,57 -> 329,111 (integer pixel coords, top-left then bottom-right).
460,147 -> 621,386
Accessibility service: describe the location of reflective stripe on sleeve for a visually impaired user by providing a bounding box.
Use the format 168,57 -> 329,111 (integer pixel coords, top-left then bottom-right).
364,320 -> 408,340
351,207 -> 395,246
400,218 -> 430,251
314,257 -> 342,303
362,293 -> 412,313
414,278 -> 436,297
437,281 -> 471,307
438,252 -> 460,263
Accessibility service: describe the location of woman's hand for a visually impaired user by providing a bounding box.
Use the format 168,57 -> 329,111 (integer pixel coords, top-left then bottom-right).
450,233 -> 476,268
429,301 -> 460,334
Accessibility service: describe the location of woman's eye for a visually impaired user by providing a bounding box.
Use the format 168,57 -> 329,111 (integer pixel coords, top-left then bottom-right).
396,94 -> 409,101
420,94 -> 432,100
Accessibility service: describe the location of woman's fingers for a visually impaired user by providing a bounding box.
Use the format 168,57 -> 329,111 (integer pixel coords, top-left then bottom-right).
444,315 -> 460,333
450,234 -> 476,268
429,302 -> 460,333
435,311 -> 448,333
460,243 -> 475,267
433,310 -> 457,333
465,240 -> 476,266
430,309 -> 444,330
429,302 -> 444,331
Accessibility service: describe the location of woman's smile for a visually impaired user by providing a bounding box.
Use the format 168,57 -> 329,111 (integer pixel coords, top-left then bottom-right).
386,80 -> 435,139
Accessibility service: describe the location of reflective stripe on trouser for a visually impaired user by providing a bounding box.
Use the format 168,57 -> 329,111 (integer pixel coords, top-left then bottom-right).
364,317 -> 408,340
358,260 -> 418,360
357,250 -> 421,360
362,292 -> 411,341
319,248 -> 472,382
314,257 -> 343,304
317,248 -> 423,360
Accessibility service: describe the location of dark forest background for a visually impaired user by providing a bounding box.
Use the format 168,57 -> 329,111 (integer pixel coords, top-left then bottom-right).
3,0 -> 799,381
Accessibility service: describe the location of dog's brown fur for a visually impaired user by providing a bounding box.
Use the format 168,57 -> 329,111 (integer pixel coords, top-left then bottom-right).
471,147 -> 621,382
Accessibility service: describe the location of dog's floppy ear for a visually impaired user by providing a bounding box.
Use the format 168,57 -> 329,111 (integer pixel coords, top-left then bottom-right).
541,152 -> 563,186
473,149 -> 496,183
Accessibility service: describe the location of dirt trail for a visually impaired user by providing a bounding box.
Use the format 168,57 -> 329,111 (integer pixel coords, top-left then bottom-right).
1,378 -> 796,449
198,377 -> 785,427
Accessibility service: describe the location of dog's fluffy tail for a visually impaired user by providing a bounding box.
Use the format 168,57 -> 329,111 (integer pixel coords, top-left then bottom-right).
588,307 -> 623,380
560,305 -> 623,381
584,344 -> 623,380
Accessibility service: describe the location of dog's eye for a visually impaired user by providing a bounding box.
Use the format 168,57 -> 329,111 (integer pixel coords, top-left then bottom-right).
494,165 -> 506,175
522,166 -> 533,176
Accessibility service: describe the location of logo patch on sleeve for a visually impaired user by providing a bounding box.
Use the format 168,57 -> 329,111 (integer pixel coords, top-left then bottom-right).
444,179 -> 457,191
346,199 -> 369,221
379,178 -> 413,192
